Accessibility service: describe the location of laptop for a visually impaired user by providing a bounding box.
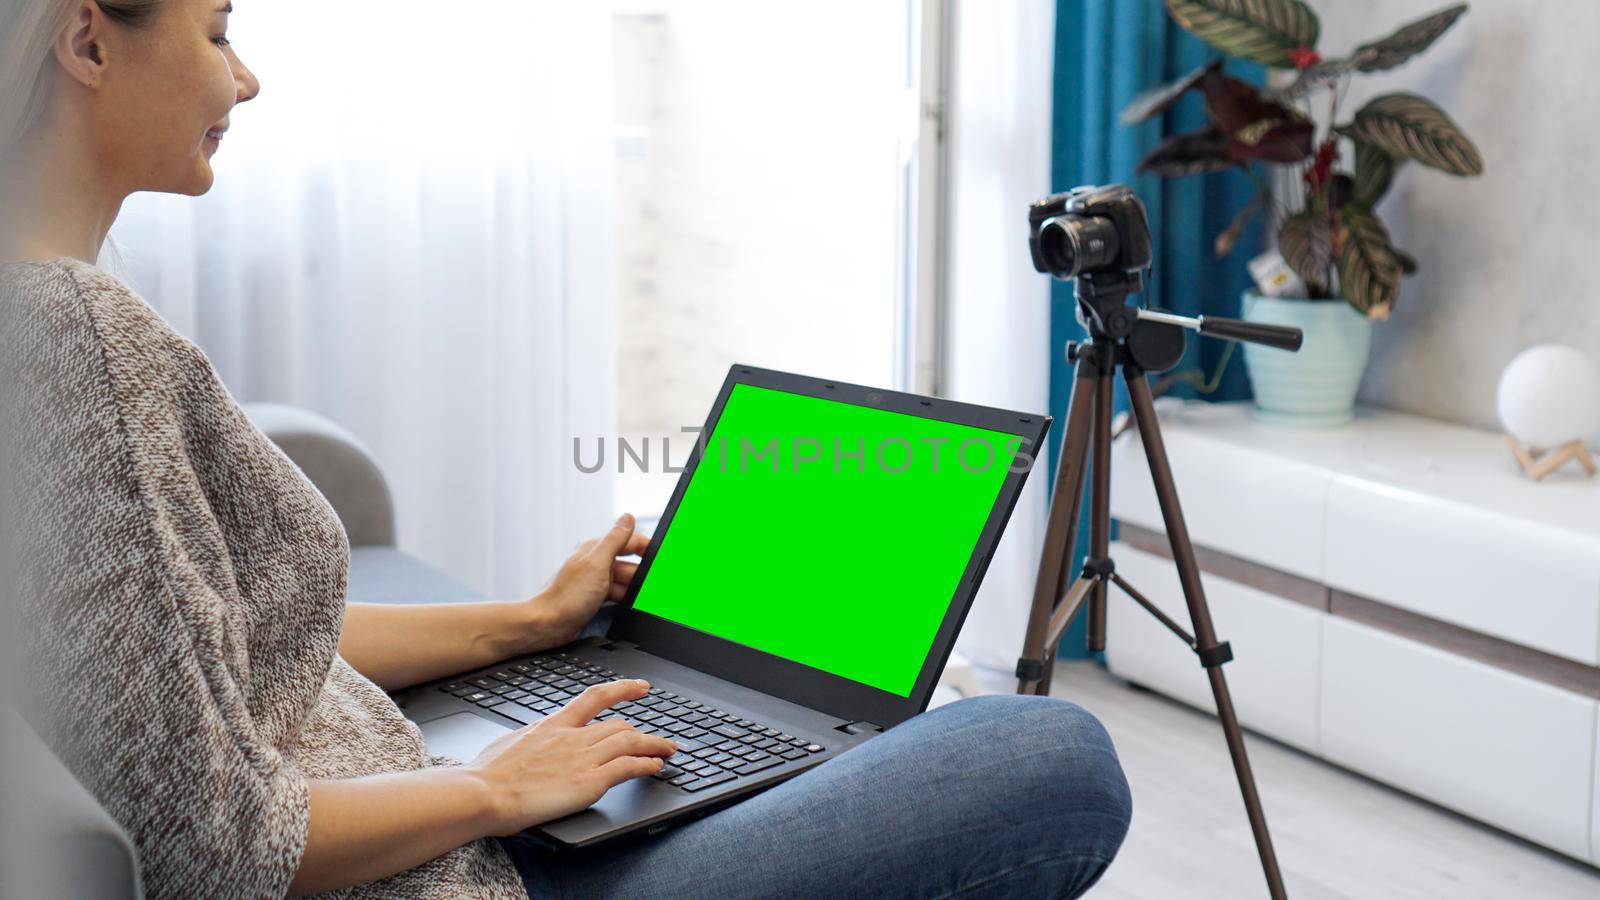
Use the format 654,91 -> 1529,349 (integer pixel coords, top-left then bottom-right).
397,364 -> 1051,848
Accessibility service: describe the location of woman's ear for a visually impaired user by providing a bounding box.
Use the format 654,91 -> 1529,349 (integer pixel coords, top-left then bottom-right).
52,1 -> 113,90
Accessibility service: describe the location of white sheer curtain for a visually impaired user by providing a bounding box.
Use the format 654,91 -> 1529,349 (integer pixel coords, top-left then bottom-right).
107,2 -> 617,599
947,0 -> 1057,672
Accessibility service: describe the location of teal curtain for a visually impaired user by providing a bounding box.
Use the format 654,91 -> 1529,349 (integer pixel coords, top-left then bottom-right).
1048,0 -> 1262,658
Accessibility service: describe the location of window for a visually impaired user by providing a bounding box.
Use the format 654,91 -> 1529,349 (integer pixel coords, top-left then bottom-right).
611,1 -> 947,517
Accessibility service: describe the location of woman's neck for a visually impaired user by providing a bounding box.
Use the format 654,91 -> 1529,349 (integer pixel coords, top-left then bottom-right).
0,124 -> 127,267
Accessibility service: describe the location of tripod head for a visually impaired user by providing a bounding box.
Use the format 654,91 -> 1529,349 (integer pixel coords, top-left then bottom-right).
1028,184 -> 1304,373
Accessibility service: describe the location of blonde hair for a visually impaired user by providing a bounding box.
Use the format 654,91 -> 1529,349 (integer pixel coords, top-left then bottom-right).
0,1 -> 164,157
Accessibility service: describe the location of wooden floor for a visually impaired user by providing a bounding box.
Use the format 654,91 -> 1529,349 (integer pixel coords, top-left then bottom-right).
963,662 -> 1600,899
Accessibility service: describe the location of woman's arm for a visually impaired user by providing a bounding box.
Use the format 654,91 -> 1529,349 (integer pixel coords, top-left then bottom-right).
291,765 -> 496,895
290,680 -> 673,895
339,515 -> 651,690
337,598 -> 563,691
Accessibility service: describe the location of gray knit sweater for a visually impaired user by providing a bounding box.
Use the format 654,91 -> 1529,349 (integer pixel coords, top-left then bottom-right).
4,258 -> 527,899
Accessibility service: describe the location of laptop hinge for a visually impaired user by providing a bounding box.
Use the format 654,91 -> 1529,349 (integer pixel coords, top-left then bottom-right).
597,640 -> 638,652
838,720 -> 884,735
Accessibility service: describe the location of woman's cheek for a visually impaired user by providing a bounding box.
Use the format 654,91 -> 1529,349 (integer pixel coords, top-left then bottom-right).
198,50 -> 238,122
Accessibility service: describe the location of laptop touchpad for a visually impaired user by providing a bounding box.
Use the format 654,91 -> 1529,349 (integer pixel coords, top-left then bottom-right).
418,711 -> 515,761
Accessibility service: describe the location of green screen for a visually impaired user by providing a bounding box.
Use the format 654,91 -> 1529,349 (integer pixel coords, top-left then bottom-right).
631,383 -> 1020,697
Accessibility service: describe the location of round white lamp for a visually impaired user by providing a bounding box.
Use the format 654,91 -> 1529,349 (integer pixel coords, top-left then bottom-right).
1496,344 -> 1600,481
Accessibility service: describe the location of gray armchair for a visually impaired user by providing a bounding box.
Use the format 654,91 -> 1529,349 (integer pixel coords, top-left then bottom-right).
243,403 -> 487,606
6,404 -> 480,898
1,709 -> 143,899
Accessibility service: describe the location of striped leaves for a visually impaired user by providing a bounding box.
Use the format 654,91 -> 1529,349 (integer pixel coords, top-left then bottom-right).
1270,56 -> 1362,102
1121,61 -> 1221,125
1196,66 -> 1312,161
1352,142 -> 1397,205
1136,126 -> 1237,177
1278,211 -> 1333,291
1278,3 -> 1469,99
1336,205 -> 1402,319
1279,205 -> 1415,316
1166,0 -> 1320,68
1124,63 -> 1314,165
1352,4 -> 1468,72
1337,93 -> 1483,175
1269,5 -> 1468,100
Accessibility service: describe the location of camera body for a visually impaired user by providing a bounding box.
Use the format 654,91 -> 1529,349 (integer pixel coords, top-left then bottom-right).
1028,184 -> 1158,346
1023,182 -> 1301,373
1027,184 -> 1153,282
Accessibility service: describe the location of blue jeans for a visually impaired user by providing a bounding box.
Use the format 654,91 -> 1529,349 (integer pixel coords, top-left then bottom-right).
498,694 -> 1132,898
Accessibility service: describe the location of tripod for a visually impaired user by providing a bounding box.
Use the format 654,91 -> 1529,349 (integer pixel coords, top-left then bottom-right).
1013,269 -> 1300,900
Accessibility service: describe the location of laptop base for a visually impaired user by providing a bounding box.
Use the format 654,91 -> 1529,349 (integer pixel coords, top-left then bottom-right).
400,637 -> 876,847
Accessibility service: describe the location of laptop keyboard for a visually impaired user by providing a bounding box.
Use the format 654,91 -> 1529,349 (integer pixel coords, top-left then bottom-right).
436,651 -> 827,793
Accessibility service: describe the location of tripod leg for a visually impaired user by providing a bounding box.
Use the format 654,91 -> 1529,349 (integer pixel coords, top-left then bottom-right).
1015,351 -> 1099,695
1044,573 -> 1100,652
1085,365 -> 1114,652
1124,370 -> 1288,900
1042,365 -> 1111,692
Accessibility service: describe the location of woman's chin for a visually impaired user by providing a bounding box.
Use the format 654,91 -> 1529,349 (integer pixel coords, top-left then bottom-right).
175,160 -> 217,197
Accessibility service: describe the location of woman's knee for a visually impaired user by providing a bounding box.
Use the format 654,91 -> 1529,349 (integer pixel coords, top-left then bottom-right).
788,696 -> 1131,896
942,695 -> 1133,847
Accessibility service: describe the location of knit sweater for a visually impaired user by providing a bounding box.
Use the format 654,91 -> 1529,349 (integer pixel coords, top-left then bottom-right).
3,258 -> 527,899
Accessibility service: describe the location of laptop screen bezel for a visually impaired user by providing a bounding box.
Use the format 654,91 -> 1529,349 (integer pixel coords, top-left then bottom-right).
607,364 -> 1051,728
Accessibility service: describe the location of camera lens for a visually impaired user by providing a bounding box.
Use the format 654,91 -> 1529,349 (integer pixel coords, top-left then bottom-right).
1038,215 -> 1120,279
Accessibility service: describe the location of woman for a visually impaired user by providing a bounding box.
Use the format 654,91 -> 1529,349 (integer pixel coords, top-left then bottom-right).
0,1 -> 1132,897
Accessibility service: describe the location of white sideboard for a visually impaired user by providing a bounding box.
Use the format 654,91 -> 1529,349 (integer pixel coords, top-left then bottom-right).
1101,400 -> 1600,865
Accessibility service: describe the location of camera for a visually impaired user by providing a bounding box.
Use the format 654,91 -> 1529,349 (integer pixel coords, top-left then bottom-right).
1027,184 -> 1153,281
1023,182 -> 1302,361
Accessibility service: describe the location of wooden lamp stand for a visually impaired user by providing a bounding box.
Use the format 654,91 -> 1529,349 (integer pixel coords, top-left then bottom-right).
1503,435 -> 1597,481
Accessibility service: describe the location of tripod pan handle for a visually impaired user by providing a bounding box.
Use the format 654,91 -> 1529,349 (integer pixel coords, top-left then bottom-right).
1198,316 -> 1304,352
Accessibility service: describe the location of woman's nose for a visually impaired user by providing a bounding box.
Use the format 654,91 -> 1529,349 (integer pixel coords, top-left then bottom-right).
232,51 -> 261,104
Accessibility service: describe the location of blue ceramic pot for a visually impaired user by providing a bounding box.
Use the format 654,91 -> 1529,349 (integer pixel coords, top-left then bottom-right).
1240,291 -> 1372,427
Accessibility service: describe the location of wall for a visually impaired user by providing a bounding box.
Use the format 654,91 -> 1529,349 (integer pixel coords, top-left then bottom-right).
1317,1 -> 1600,432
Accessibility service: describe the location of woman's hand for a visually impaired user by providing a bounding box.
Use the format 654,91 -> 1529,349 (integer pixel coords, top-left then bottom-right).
337,514 -> 652,691
468,679 -> 676,834
527,513 -> 651,647
291,681 -> 673,893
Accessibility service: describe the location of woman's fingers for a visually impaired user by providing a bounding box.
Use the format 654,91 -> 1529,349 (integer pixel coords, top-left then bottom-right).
595,754 -> 668,787
580,719 -> 636,742
551,679 -> 650,726
591,728 -> 677,762
611,560 -> 638,585
594,556 -> 638,600
622,531 -> 650,557
588,514 -> 637,562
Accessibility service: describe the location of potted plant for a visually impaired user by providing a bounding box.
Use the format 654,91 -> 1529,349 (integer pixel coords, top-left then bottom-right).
1122,1 -> 1482,426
